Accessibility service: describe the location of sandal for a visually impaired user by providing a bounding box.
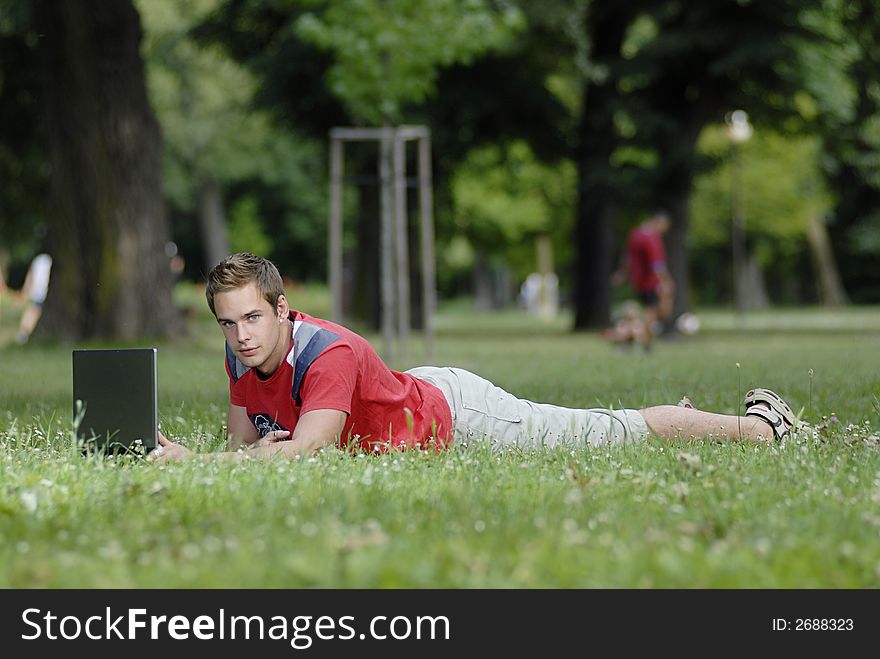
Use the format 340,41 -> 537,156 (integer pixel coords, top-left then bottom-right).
743,387 -> 797,440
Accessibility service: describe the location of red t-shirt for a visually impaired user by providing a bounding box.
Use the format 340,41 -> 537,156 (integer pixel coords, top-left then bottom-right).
226,311 -> 453,453
626,226 -> 666,292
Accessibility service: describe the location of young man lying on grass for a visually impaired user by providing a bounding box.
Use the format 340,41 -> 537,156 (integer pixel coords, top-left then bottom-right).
151,253 -> 802,464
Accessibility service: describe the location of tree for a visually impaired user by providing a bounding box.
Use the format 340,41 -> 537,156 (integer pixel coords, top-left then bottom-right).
196,0 -> 546,327
624,0 -> 825,317
449,140 -> 576,306
690,126 -> 837,304
572,1 -> 631,329
812,0 -> 880,302
34,0 -> 182,340
295,0 -> 524,125
0,0 -> 47,281
139,0 -> 236,273
139,0 -> 326,275
570,0 -> 826,327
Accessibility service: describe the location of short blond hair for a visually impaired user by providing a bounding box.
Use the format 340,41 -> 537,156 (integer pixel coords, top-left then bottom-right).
205,253 -> 284,316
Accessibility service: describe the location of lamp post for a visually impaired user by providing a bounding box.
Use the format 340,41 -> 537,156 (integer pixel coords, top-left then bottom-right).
726,109 -> 753,314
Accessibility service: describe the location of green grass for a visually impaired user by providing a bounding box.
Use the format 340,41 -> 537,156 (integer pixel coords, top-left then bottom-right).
1,287 -> 879,587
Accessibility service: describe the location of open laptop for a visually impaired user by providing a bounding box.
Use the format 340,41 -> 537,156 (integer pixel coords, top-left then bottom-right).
72,348 -> 158,454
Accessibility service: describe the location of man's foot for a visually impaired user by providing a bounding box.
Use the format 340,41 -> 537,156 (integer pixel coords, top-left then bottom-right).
743,388 -> 798,440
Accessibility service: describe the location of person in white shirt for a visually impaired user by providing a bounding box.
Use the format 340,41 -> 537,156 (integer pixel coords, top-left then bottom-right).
16,252 -> 52,344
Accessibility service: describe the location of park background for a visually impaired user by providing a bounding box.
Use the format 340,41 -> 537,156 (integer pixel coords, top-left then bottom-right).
0,0 -> 879,587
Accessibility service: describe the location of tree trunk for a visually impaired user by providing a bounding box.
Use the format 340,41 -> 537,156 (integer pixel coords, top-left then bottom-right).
198,178 -> 230,272
35,0 -> 182,341
806,216 -> 849,306
665,191 -> 692,320
572,6 -> 629,330
473,250 -> 492,311
739,254 -> 770,309
573,180 -> 615,328
347,162 -> 381,330
654,98 -> 713,321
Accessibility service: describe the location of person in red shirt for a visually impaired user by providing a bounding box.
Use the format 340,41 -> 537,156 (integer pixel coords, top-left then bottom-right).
152,254 -> 804,463
612,210 -> 675,348
222,303 -> 452,455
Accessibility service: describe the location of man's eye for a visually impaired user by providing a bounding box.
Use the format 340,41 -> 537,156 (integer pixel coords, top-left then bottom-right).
249,315 -> 260,321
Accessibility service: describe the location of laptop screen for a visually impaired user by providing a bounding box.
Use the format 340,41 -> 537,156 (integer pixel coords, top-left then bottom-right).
72,348 -> 158,454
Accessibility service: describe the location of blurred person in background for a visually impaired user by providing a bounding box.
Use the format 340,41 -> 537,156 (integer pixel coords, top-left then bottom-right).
602,300 -> 650,350
16,251 -> 53,345
612,209 -> 675,347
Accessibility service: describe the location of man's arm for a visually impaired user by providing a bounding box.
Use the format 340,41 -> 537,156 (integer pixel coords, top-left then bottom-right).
227,403 -> 258,450
151,409 -> 347,464
245,409 -> 347,460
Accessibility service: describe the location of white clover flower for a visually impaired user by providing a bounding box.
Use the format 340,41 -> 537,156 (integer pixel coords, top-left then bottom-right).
20,490 -> 38,513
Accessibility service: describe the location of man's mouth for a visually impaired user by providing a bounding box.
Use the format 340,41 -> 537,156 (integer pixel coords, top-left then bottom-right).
239,347 -> 259,357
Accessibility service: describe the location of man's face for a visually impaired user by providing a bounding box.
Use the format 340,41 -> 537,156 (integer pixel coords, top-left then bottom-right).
213,282 -> 289,376
654,214 -> 671,234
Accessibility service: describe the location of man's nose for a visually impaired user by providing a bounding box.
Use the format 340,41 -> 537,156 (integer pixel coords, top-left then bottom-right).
236,323 -> 250,343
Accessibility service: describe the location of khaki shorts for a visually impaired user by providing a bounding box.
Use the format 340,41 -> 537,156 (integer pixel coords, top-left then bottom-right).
406,366 -> 649,449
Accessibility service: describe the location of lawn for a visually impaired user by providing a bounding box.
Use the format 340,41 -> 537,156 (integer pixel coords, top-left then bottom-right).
1,287 -> 879,587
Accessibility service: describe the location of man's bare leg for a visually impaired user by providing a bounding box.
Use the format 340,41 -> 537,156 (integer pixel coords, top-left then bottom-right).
640,405 -> 775,442
16,304 -> 42,344
642,305 -> 659,347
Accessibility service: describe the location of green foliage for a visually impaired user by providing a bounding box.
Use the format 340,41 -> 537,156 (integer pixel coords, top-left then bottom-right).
1,300 -> 880,586
449,141 -> 575,278
800,0 -> 880,185
4,0 -> 880,308
0,0 -> 47,273
139,0 -> 293,206
137,0 -> 329,281
689,124 -> 833,303
794,0 -> 880,299
691,126 -> 830,251
227,196 -> 273,257
296,0 -> 525,123
846,211 -> 880,255
452,141 -> 573,241
796,5 -> 858,125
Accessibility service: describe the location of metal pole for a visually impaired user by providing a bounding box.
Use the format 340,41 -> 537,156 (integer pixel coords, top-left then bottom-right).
731,142 -> 746,315
726,110 -> 752,319
418,133 -> 436,360
379,126 -> 396,360
328,136 -> 344,323
393,129 -> 410,361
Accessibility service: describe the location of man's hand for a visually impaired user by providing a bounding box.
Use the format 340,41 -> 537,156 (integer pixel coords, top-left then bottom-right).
248,429 -> 291,449
149,431 -> 194,464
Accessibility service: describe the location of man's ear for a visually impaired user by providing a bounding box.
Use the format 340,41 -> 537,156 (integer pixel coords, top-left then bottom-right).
276,294 -> 290,321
